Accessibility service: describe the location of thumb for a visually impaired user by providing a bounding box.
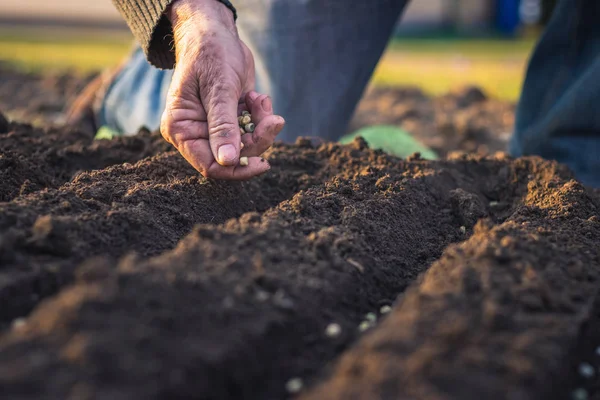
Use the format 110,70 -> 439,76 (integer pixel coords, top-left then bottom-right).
204,82 -> 242,167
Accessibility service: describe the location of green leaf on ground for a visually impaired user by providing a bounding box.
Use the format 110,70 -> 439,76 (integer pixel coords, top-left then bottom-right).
339,125 -> 438,160
95,125 -> 119,140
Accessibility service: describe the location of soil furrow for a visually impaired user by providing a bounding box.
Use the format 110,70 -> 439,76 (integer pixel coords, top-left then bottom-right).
2,66 -> 600,400
303,174 -> 600,400
0,138 -> 334,325
565,290 -> 600,399
0,121 -> 172,202
0,149 -> 564,400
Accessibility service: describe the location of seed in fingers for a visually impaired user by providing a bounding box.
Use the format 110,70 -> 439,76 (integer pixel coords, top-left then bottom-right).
239,157 -> 249,166
241,115 -> 252,125
244,123 -> 255,133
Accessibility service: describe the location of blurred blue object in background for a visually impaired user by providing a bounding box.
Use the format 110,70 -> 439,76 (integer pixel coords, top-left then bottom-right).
496,0 -> 521,35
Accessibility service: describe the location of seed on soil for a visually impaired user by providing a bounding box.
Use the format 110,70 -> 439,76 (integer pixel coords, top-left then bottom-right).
578,362 -> 595,378
11,318 -> 26,330
365,312 -> 377,322
285,378 -> 303,394
325,323 -> 342,338
244,123 -> 255,134
460,226 -> 466,234
595,346 -> 600,356
489,201 -> 499,206
572,388 -> 588,400
239,157 -> 249,167
380,305 -> 392,314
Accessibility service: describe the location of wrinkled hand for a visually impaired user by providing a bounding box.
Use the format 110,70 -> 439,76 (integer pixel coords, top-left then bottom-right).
161,0 -> 285,179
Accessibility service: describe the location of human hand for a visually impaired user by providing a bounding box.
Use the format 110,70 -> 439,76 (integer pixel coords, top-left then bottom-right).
161,0 -> 285,179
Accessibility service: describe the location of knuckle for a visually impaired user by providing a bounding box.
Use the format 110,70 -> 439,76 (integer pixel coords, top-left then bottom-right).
208,122 -> 238,139
210,80 -> 236,98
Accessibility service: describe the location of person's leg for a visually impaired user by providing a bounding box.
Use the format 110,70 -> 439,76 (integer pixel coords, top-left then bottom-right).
510,0 -> 600,187
235,0 -> 409,141
98,0 -> 409,141
97,47 -> 173,135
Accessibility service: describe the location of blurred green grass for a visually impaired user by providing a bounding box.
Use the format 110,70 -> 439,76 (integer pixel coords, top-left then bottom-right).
372,38 -> 536,101
0,27 -> 132,72
0,27 -> 536,101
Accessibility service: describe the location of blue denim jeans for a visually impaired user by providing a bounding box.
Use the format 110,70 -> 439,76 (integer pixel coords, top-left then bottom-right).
100,0 -> 600,187
509,0 -> 600,187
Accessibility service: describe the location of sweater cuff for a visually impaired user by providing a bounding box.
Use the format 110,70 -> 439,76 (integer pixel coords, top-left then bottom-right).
112,0 -> 237,70
112,0 -> 176,69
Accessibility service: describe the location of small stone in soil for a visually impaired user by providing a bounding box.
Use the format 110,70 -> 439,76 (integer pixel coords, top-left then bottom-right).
578,362 -> 595,378
572,388 -> 588,400
380,305 -> 392,314
273,290 -> 294,310
325,323 -> 342,338
285,378 -> 303,394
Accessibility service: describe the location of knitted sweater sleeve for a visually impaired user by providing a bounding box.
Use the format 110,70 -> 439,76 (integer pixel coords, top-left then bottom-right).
112,0 -> 177,69
111,0 -> 237,70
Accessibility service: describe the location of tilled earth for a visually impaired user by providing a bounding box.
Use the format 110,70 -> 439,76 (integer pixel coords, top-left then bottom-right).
0,67 -> 599,400
0,66 -> 513,155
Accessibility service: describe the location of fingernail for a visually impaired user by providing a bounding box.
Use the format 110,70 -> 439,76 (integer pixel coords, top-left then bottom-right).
261,97 -> 273,112
248,91 -> 259,101
217,144 -> 237,164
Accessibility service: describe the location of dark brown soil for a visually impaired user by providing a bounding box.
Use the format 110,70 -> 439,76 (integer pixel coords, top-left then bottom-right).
0,67 -> 599,400
349,86 -> 515,156
0,63 -> 94,126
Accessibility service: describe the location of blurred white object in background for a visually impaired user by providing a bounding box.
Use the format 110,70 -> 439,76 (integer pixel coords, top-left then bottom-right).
520,0 -> 542,25
0,0 -> 120,23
